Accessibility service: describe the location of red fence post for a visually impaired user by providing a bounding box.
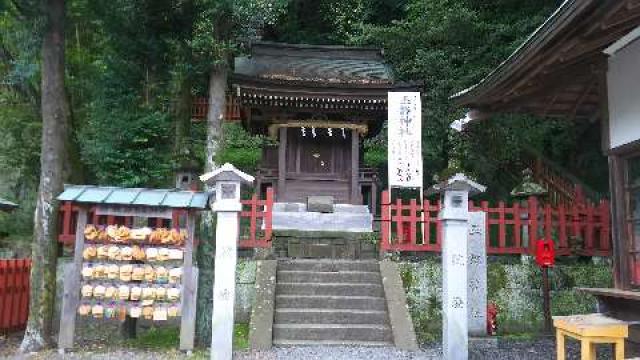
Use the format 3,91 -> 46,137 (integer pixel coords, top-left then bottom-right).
19,260 -> 30,328
409,199 -> 418,245
395,198 -> 404,244
11,260 -> 21,328
498,201 -> 506,250
571,203 -> 581,243
481,201 -> 490,252
585,204 -> 595,252
558,205 -> 568,251
61,201 -> 72,243
380,190 -> 390,253
249,194 -> 258,242
528,196 -> 538,255
264,188 -> 274,243
0,260 -> 7,331
435,200 -> 442,251
423,199 -> 431,246
600,200 -> 611,252
513,202 -> 522,250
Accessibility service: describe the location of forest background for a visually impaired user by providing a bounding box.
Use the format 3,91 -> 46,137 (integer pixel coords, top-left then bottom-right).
0,0 -> 607,249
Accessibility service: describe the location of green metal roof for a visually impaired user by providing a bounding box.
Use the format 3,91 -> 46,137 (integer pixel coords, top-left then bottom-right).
57,185 -> 209,209
234,42 -> 394,86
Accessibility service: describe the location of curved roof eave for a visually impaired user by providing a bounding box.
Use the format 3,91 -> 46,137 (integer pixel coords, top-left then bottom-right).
450,0 -> 595,106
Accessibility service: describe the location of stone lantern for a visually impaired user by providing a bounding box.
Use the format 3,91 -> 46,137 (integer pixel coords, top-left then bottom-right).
175,159 -> 201,191
199,163 -> 254,360
511,168 -> 547,250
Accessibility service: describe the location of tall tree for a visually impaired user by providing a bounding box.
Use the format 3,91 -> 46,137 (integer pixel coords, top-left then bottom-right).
192,0 -> 287,344
20,0 -> 70,352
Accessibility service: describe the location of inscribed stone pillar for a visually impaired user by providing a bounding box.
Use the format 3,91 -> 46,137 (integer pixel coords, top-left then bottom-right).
467,211 -> 487,336
200,163 -> 254,360
431,173 -> 485,360
210,210 -> 239,360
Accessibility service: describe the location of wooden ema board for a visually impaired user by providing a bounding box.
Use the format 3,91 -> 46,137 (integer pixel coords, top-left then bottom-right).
58,206 -> 197,352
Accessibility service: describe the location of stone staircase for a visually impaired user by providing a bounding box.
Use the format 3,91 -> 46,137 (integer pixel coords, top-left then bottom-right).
273,260 -> 393,346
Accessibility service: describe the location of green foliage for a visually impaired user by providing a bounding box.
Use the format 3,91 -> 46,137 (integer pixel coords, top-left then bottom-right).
124,323 -> 249,350
126,326 -> 180,349
217,123 -> 271,174
80,101 -> 173,187
343,0 -> 609,196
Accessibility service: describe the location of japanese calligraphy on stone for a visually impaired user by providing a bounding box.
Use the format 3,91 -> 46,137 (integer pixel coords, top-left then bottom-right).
388,92 -> 423,188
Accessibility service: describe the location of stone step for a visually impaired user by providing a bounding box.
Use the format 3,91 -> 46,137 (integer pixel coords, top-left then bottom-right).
275,308 -> 388,325
273,324 -> 393,343
273,339 -> 393,347
278,260 -> 380,273
277,270 -> 381,284
276,282 -> 384,297
275,295 -> 387,311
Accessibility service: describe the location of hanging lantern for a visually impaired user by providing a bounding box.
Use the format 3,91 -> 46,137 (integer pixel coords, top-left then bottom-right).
341,128 -> 346,139
328,128 -> 333,137
301,127 -> 306,137
311,127 -> 317,138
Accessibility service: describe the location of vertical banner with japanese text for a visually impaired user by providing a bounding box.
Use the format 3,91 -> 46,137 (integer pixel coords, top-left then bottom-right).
388,92 -> 423,188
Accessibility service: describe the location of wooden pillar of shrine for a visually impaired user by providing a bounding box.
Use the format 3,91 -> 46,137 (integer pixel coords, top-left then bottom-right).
278,127 -> 287,200
351,129 -> 360,204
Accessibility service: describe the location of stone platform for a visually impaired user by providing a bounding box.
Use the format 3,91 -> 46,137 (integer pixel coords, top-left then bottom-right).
271,202 -> 373,233
273,230 -> 377,260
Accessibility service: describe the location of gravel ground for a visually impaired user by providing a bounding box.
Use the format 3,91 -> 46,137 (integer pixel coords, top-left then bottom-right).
1,336 -> 616,360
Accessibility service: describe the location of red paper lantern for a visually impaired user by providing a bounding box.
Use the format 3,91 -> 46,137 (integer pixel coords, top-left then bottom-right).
535,239 -> 555,267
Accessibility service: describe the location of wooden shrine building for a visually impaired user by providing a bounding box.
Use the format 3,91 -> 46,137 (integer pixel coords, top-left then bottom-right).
230,42 -> 416,207
452,0 -> 640,354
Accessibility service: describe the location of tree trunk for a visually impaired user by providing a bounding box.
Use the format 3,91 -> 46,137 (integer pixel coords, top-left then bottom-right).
195,65 -> 227,346
19,0 -> 69,352
174,74 -> 192,158
173,71 -> 193,190
204,66 -> 227,174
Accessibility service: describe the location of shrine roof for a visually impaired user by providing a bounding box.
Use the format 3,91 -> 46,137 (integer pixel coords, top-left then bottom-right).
233,42 -> 395,88
57,185 -> 209,209
451,0 -> 640,121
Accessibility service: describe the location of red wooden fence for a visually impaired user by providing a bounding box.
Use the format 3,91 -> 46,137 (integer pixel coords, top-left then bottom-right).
0,259 -> 30,333
239,188 -> 274,248
380,191 -> 611,256
58,188 -> 274,248
191,95 -> 241,122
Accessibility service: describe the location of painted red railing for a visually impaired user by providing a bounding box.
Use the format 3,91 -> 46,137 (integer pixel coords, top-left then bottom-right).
191,95 -> 241,122
380,191 -> 611,256
239,188 -> 274,248
57,188 -> 274,248
0,259 -> 30,333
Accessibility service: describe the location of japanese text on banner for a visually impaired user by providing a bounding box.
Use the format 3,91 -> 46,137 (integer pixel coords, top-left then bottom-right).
388,92 -> 422,188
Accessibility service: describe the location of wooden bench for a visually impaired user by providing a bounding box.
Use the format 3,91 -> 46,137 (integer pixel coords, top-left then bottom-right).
554,314 -> 629,360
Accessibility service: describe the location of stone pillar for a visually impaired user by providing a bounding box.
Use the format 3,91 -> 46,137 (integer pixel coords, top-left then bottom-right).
200,163 -> 254,360
431,174 -> 486,360
467,211 -> 487,336
210,210 -> 238,360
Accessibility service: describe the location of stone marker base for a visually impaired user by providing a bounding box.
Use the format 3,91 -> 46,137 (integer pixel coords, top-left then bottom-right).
272,202 -> 373,233
273,230 -> 378,259
469,336 -> 498,350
